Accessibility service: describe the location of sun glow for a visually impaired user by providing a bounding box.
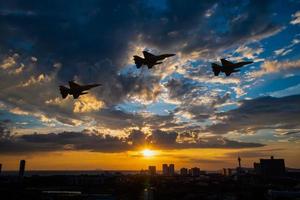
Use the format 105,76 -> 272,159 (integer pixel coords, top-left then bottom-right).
142,149 -> 156,157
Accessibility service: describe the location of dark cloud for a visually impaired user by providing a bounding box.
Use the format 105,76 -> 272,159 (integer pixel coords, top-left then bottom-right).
141,0 -> 283,56
0,0 -> 294,133
0,1 -> 139,66
0,0 -> 284,79
127,129 -> 146,146
0,0 -> 164,110
0,119 -> 13,139
0,130 -> 130,154
165,77 -> 231,121
0,128 -> 263,154
207,95 -> 300,134
146,129 -> 264,149
165,78 -> 204,101
282,130 -> 300,135
149,129 -> 178,147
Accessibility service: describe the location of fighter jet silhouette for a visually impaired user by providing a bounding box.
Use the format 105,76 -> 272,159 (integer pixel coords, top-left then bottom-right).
133,51 -> 175,69
211,58 -> 253,76
59,81 -> 101,99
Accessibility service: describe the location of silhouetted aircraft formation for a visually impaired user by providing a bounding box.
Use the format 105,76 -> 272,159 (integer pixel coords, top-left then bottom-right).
133,51 -> 175,69
211,58 -> 253,76
59,81 -> 101,99
59,51 -> 254,99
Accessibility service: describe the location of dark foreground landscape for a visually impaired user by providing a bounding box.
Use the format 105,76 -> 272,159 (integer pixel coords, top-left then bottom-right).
1,170 -> 300,200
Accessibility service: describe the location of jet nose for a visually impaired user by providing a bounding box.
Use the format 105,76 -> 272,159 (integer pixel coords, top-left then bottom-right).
166,53 -> 176,57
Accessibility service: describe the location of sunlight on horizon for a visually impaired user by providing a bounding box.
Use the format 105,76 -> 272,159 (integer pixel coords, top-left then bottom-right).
141,149 -> 156,158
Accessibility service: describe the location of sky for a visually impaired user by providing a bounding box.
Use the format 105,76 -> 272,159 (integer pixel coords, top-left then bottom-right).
0,0 -> 300,171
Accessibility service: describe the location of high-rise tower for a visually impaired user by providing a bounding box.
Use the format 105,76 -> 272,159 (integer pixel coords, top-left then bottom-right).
19,160 -> 26,177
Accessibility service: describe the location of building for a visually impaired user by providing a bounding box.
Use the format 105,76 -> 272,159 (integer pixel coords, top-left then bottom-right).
19,160 -> 26,177
189,167 -> 200,177
253,162 -> 261,174
162,164 -> 169,176
180,168 -> 188,176
222,168 -> 233,176
254,156 -> 285,177
169,164 -> 175,176
148,166 -> 156,176
162,164 -> 175,176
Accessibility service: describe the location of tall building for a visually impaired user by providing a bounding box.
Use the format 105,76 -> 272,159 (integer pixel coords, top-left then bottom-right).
169,164 -> 175,176
19,160 -> 26,177
254,156 -> 285,177
162,164 -> 169,176
238,156 -> 241,168
148,166 -> 156,176
180,168 -> 188,176
190,167 -> 200,177
162,164 -> 175,176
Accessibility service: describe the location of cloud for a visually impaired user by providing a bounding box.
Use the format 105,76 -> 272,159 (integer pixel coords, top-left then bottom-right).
0,127 -> 264,154
268,83 -> 300,97
140,0 -> 283,57
206,95 -> 300,135
0,131 -> 130,154
234,45 -> 264,60
250,59 -> 300,78
274,48 -> 292,56
290,11 -> 300,25
148,129 -> 263,149
273,37 -> 300,56
73,94 -> 105,113
165,78 -> 203,103
164,77 -> 232,121
0,119 -> 13,139
0,52 -> 164,128
19,74 -> 52,87
0,0 -> 295,135
0,53 -> 19,69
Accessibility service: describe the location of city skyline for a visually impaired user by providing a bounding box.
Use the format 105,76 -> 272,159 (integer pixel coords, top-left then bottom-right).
0,0 -> 300,170
0,155 -> 287,177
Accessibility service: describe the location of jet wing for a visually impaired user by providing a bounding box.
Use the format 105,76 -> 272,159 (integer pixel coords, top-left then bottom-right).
225,71 -> 232,76
143,51 -> 156,60
221,59 -> 233,66
73,93 -> 80,99
69,81 -> 80,89
147,63 -> 155,69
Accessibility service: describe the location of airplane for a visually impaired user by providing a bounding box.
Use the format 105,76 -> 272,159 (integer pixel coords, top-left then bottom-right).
133,51 -> 175,69
211,58 -> 253,76
59,81 -> 101,99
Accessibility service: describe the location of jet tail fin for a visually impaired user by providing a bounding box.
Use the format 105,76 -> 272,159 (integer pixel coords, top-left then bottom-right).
133,56 -> 144,68
212,63 -> 221,76
59,86 -> 70,99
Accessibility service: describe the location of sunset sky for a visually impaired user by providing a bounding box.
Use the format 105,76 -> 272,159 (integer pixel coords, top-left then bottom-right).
0,0 -> 300,171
